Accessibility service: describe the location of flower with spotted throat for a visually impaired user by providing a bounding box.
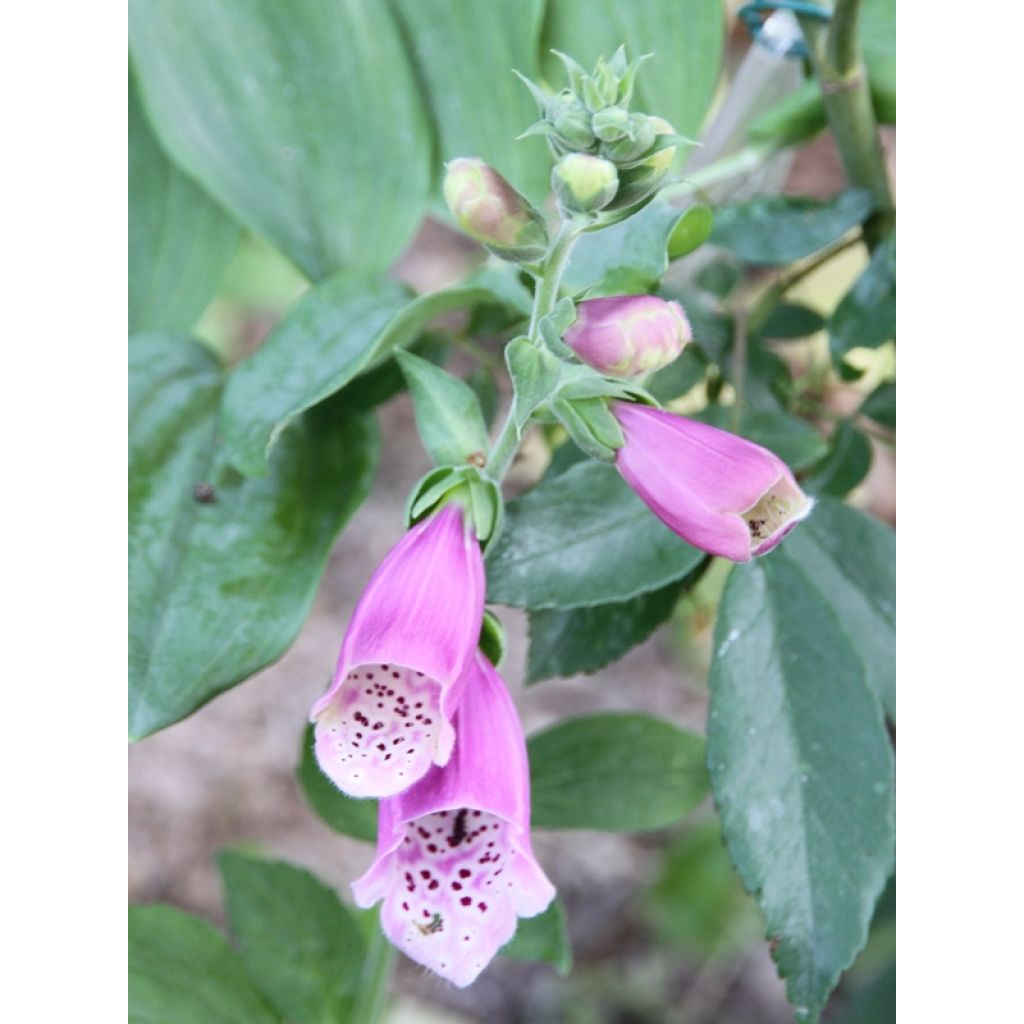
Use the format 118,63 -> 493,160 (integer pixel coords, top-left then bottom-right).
352,651 -> 555,987
310,503 -> 485,799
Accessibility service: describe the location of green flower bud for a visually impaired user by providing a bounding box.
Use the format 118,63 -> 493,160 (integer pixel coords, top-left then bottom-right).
605,116 -> 678,211
604,114 -> 657,162
552,153 -> 619,213
591,105 -> 631,142
548,93 -> 595,150
443,158 -> 548,263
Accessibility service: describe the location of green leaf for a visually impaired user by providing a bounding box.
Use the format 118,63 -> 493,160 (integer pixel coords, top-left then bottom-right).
698,407 -> 828,471
645,347 -> 707,402
710,190 -> 875,265
803,422 -> 873,498
218,851 -> 366,1024
781,498 -> 896,718
708,553 -> 895,1021
526,578 -> 685,683
501,901 -> 572,975
465,365 -> 500,428
129,905 -> 278,1024
129,68 -> 240,334
397,351 -> 490,466
221,270 -> 527,477
506,338 -> 563,433
859,382 -> 895,429
392,0 -> 550,206
128,0 -> 430,280
297,724 -> 378,842
564,200 -> 683,295
529,713 -> 708,831
128,333 -> 378,740
486,461 -> 704,609
646,818 -> 759,956
667,204 -> 714,259
543,0 -> 725,143
830,234 -> 896,376
761,303 -> 826,340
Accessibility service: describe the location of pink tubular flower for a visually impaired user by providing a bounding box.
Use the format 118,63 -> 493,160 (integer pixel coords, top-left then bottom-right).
352,652 -> 555,988
614,402 -> 813,562
310,503 -> 485,799
563,295 -> 691,378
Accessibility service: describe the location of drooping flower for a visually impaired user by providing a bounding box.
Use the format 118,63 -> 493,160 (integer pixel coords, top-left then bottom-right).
352,652 -> 555,988
613,402 -> 813,562
310,503 -> 485,799
564,295 -> 691,377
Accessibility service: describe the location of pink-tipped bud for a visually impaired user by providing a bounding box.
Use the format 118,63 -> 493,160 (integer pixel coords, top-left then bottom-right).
563,295 -> 691,378
443,158 -> 548,262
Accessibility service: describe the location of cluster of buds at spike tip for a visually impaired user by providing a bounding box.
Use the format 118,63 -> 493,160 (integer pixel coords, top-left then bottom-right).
516,47 -> 687,214
443,158 -> 548,263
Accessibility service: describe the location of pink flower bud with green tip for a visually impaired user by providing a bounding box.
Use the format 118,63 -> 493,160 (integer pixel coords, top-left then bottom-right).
443,158 -> 548,262
353,651 -> 555,988
310,503 -> 485,799
551,153 -> 619,213
613,403 -> 814,562
564,295 -> 691,378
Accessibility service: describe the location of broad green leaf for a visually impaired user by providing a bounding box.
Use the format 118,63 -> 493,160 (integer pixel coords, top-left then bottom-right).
861,0 -> 896,123
803,422 -> 873,498
859,382 -> 895,429
338,334 -> 451,417
506,338 -> 563,433
782,498 -> 896,718
465,365 -> 500,428
761,303 -> 826,340
710,190 -> 875,265
699,407 -> 828,471
129,905 -> 278,1024
486,461 -> 704,609
564,200 -> 683,295
646,818 -> 759,956
645,347 -> 707,402
129,333 -> 378,739
830,234 -> 896,376
667,204 -> 714,260
501,901 -> 573,975
392,0 -> 549,205
128,0 -> 430,279
218,851 -> 366,1024
397,351 -> 490,466
526,578 -> 685,683
221,269 -> 528,477
529,713 -> 708,831
129,68 -> 240,334
297,724 -> 377,842
543,0 -> 725,142
708,553 -> 895,1021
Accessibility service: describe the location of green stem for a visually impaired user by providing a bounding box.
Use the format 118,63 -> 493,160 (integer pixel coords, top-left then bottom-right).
351,920 -> 397,1024
798,0 -> 894,249
486,222 -> 580,480
661,143 -> 775,201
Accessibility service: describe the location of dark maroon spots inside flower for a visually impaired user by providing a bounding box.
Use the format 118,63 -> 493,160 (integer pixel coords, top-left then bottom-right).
460,897 -> 472,906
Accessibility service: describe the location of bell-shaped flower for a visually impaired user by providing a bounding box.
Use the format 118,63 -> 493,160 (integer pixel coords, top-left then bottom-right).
564,295 -> 691,378
352,652 -> 555,988
310,503 -> 485,800
613,402 -> 813,562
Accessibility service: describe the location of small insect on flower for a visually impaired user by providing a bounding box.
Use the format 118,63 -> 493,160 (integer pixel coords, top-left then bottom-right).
310,503 -> 485,800
352,652 -> 555,988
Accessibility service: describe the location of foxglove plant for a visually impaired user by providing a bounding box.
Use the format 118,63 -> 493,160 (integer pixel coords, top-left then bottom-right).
352,651 -> 554,987
311,502 -> 485,799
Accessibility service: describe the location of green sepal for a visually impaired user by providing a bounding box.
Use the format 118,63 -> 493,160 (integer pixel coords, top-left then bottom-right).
405,465 -> 504,551
538,297 -> 578,359
479,609 -> 508,669
552,396 -> 623,462
506,337 -> 564,434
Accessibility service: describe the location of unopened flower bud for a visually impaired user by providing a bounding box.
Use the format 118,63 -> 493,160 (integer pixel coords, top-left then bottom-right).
443,158 -> 548,262
605,116 -> 679,211
591,105 -> 631,142
604,114 -> 657,162
563,295 -> 691,377
552,154 -> 619,213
